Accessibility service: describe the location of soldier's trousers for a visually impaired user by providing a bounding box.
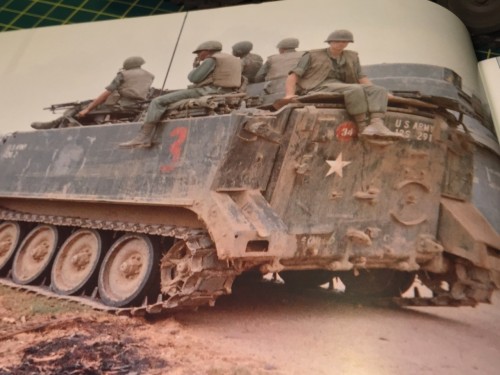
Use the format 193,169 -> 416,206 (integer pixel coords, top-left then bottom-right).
310,82 -> 388,116
144,85 -> 232,124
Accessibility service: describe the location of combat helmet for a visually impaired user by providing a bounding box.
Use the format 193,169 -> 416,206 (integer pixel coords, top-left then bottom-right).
232,41 -> 253,56
325,30 -> 354,43
193,40 -> 223,53
123,56 -> 145,70
276,37 -> 299,49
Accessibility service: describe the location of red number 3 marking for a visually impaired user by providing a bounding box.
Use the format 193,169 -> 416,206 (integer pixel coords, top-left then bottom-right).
160,127 -> 188,172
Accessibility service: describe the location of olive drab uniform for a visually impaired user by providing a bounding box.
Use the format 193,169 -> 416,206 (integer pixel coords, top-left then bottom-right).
290,28 -> 402,139
119,40 -> 243,148
266,51 -> 304,81
255,50 -> 303,94
297,49 -> 361,89
104,68 -> 155,107
143,52 -> 242,125
293,48 -> 388,116
30,64 -> 154,130
231,40 -> 262,83
193,52 -> 242,88
241,53 -> 263,83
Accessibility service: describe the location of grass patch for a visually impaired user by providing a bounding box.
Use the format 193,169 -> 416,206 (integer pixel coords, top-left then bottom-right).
0,284 -> 92,320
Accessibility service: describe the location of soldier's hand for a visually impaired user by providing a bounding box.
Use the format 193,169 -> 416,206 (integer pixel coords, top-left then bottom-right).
77,109 -> 89,117
193,57 -> 201,68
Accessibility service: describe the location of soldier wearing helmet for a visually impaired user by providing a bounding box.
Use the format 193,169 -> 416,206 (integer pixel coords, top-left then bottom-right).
232,41 -> 263,83
120,40 -> 242,148
254,37 -> 303,94
31,56 -> 154,130
122,56 -> 146,70
284,30 -> 403,139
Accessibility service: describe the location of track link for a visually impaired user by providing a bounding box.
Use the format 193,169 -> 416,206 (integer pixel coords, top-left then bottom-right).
0,208 -> 239,316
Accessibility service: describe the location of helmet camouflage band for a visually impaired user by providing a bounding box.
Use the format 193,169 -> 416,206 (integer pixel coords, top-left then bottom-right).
232,41 -> 253,55
193,40 -> 223,53
123,56 -> 145,70
325,30 -> 354,43
276,37 -> 299,49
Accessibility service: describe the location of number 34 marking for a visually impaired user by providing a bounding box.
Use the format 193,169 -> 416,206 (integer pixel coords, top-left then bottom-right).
160,127 -> 188,172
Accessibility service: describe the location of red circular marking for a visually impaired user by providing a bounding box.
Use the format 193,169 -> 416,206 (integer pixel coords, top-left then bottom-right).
336,121 -> 358,141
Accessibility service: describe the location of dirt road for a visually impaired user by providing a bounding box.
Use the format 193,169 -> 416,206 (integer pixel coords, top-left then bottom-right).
1,280 -> 499,374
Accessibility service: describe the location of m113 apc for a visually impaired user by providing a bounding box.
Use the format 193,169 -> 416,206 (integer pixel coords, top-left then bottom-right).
0,63 -> 498,315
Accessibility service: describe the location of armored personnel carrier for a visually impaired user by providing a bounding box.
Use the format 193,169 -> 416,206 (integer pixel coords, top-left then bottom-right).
0,63 -> 499,315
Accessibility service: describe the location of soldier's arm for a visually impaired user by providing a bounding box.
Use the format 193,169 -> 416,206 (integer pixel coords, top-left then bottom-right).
188,58 -> 216,84
358,76 -> 372,85
355,55 -> 371,85
78,72 -> 124,117
284,53 -> 310,98
78,90 -> 112,117
284,73 -> 299,98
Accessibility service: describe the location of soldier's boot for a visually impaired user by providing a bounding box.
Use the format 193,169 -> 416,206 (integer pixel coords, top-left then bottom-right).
361,113 -> 404,139
353,113 -> 369,129
119,122 -> 156,148
30,119 -> 60,130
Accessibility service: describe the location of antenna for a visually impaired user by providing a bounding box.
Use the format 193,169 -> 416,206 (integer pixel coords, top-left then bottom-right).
161,11 -> 189,91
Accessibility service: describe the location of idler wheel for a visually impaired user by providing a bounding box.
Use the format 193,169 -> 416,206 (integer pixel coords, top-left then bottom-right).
51,229 -> 104,295
98,234 -> 159,307
0,221 -> 24,275
12,225 -> 60,285
341,269 -> 415,298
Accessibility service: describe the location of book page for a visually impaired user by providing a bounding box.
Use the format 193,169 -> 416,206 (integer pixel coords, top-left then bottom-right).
479,57 -> 500,138
0,0 -> 481,134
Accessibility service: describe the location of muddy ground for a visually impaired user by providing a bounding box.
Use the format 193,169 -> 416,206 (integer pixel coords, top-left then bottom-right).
1,279 -> 499,375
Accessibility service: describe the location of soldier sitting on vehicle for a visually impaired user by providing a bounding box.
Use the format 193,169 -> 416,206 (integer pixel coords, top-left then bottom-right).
30,56 -> 154,130
119,40 -> 243,148
284,30 -> 403,139
232,41 -> 263,83
254,37 -> 303,94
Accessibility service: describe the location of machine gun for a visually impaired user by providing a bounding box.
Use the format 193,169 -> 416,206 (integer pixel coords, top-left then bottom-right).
41,98 -> 145,127
44,99 -> 92,114
34,100 -> 94,128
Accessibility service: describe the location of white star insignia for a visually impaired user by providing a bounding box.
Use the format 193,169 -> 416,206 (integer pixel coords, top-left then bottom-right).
325,152 -> 351,177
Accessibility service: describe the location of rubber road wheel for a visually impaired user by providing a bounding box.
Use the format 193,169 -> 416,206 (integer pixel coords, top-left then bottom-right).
98,234 -> 159,307
12,225 -> 60,285
51,229 -> 104,295
0,221 -> 24,275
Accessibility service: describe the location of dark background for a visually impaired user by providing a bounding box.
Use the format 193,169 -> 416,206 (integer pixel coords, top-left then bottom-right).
0,0 -> 498,61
